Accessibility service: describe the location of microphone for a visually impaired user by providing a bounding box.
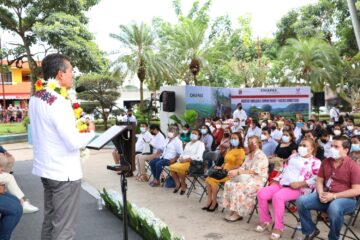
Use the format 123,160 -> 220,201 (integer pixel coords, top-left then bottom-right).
75,85 -> 87,93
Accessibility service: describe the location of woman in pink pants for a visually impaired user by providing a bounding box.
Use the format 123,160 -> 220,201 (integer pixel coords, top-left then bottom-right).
255,137 -> 321,240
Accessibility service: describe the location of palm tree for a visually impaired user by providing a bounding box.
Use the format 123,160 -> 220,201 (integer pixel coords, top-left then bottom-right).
279,38 -> 342,91
110,23 -> 173,104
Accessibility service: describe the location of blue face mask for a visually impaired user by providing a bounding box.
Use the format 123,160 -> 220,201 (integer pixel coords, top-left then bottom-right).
190,134 -> 198,141
351,144 -> 360,152
296,122 -> 304,128
230,139 -> 239,147
201,129 -> 207,135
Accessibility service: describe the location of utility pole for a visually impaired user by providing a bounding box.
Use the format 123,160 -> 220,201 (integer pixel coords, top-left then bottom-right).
0,36 -> 7,120
347,0 -> 360,50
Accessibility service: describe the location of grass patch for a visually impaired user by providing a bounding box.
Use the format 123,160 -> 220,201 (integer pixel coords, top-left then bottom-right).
0,123 -> 27,135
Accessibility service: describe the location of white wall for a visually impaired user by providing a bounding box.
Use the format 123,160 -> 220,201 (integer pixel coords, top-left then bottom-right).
159,86 -> 187,133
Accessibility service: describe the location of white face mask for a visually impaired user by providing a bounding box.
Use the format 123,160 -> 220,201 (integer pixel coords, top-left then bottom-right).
261,123 -> 267,128
347,126 -> 354,131
330,147 -> 341,159
234,122 -> 239,126
298,146 -> 308,157
205,122 -> 211,126
282,135 -> 290,143
260,134 -> 268,141
167,132 -> 174,138
140,127 -> 146,133
333,130 -> 341,136
216,124 -> 222,129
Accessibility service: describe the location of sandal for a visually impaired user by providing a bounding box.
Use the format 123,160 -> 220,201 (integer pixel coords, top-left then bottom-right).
255,222 -> 272,233
269,232 -> 282,240
137,174 -> 149,182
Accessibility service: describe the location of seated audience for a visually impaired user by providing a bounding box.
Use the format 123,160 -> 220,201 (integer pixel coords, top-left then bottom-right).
179,124 -> 191,145
222,136 -> 268,222
261,127 -> 278,157
203,132 -> 245,212
231,118 -> 243,133
273,130 -> 298,160
0,145 -> 15,173
204,128 -> 231,169
135,124 -> 165,182
0,192 -> 23,240
212,120 -> 224,147
302,130 -> 325,161
149,126 -> 183,187
332,124 -> 343,137
318,130 -> 332,159
200,125 -> 214,152
270,122 -> 283,142
350,135 -> 360,164
256,137 -> 321,240
170,129 -> 205,195
345,119 -> 355,138
245,119 -> 262,146
296,136 -> 360,240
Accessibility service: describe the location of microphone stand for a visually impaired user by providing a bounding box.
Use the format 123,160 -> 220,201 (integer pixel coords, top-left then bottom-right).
80,88 -> 131,240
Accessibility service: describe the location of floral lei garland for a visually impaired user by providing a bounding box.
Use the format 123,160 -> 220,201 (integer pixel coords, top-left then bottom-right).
35,78 -> 88,133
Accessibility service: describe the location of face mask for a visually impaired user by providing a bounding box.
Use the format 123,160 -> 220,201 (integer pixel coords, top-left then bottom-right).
205,122 -> 211,126
260,134 -> 268,141
167,132 -> 174,138
190,134 -> 198,141
140,127 -> 146,133
224,133 -> 230,138
320,139 -> 328,144
308,124 -> 313,130
271,126 -> 276,131
333,130 -> 341,136
234,122 -> 239,126
282,135 -> 290,143
230,139 -> 239,147
298,146 -> 308,157
330,148 -> 341,159
323,124 -> 327,129
182,130 -> 189,134
201,129 -> 207,135
347,126 -> 354,131
354,130 -> 359,136
261,123 -> 267,128
128,114 -> 132,117
351,144 -> 360,152
329,121 -> 334,126
216,124 -> 222,129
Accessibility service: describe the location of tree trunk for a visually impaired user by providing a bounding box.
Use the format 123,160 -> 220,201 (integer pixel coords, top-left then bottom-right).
21,36 -> 38,93
347,0 -> 360,50
140,79 -> 144,105
193,74 -> 198,86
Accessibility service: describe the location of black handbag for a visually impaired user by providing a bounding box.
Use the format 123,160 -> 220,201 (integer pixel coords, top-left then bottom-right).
208,168 -> 228,180
188,160 -> 204,175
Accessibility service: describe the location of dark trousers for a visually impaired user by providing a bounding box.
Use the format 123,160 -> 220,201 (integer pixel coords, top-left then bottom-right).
41,178 -> 81,240
149,158 -> 170,180
0,192 -> 22,240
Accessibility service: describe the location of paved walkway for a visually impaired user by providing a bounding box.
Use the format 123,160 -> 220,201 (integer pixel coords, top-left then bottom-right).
4,142 -> 360,240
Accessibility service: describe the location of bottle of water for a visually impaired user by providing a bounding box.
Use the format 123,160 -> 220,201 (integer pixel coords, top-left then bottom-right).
293,222 -> 302,240
97,196 -> 103,211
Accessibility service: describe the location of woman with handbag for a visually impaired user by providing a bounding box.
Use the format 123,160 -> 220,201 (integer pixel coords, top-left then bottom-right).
202,132 -> 245,212
222,136 -> 269,222
169,129 -> 205,195
255,137 -> 321,240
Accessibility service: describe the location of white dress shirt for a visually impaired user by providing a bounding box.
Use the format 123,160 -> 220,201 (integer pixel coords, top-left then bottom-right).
233,109 -> 247,127
329,107 -> 340,122
245,126 -> 262,145
150,132 -> 166,153
135,131 -> 153,152
181,140 -> 205,161
293,127 -> 302,142
29,90 -> 95,181
161,137 -> 183,160
122,115 -> 137,124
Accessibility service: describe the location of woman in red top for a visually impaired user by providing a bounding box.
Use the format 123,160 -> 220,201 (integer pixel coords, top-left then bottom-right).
212,120 -> 224,147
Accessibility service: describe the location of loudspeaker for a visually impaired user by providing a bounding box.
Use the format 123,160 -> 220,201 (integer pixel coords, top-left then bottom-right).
160,91 -> 175,112
314,92 -> 325,107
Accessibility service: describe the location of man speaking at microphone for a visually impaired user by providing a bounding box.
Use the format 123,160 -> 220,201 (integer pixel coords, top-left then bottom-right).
29,53 -> 96,240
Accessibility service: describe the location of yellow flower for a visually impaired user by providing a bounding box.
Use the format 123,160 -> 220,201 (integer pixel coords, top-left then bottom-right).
74,108 -> 83,119
47,80 -> 58,90
60,87 -> 68,98
35,80 -> 44,91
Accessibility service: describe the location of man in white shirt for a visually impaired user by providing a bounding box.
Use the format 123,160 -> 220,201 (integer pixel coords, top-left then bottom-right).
29,54 -> 95,240
329,104 -> 340,123
270,122 -> 283,142
122,109 -> 137,124
149,126 -> 183,186
245,119 -> 262,146
232,103 -> 247,127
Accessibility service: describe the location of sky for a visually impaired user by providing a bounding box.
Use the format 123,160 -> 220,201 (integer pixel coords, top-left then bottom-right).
86,0 -> 318,54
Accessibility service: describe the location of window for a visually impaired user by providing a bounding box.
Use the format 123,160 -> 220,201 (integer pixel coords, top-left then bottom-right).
0,72 -> 12,85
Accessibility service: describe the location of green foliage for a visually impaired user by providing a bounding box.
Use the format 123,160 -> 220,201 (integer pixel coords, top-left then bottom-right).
0,123 -> 26,135
170,109 -> 199,128
0,0 -> 103,83
77,73 -> 122,129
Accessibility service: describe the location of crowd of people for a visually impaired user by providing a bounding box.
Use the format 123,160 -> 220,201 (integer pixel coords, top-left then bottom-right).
0,104 -> 27,123
129,102 -> 360,240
